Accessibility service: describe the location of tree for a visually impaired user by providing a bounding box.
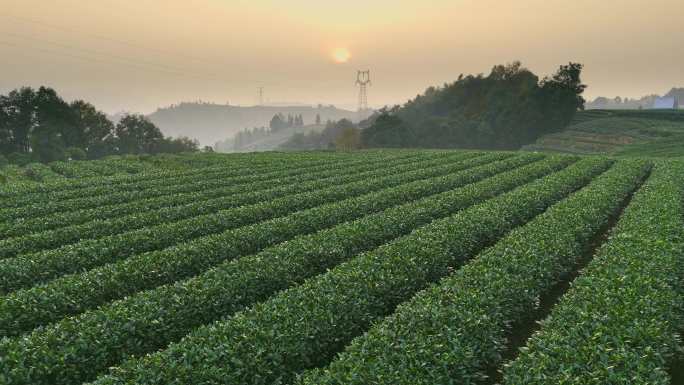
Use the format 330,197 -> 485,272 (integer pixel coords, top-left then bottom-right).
315,113 -> 321,125
361,62 -> 586,150
0,86 -> 201,161
65,147 -> 87,160
334,127 -> 361,151
269,113 -> 287,132
590,96 -> 611,109
30,128 -> 66,163
70,100 -> 115,158
360,110 -> 411,148
157,136 -> 200,153
0,99 -> 12,155
538,62 -> 587,132
6,152 -> 32,166
115,114 -> 164,154
279,119 -> 361,151
320,118 -> 355,147
30,87 -> 78,162
0,87 -> 37,154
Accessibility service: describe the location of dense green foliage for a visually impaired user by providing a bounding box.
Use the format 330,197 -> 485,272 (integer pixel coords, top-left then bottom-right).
361,62 -> 586,150
0,155 -> 367,220
0,152 -> 436,256
0,152 -> 422,237
524,109 -> 684,156
0,154 -> 512,326
280,119 -> 361,150
301,160 -> 648,384
0,151 -> 354,196
90,157 -> 606,385
0,150 -> 681,385
503,162 -> 684,384
0,86 -> 199,164
0,152 -> 491,294
0,155 -> 559,385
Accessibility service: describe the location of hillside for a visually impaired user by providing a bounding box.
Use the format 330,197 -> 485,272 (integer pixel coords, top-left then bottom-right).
0,151 -> 682,384
361,62 -> 586,150
523,109 -> 684,157
214,124 -> 326,152
665,87 -> 684,101
585,87 -> 684,109
147,103 -> 357,145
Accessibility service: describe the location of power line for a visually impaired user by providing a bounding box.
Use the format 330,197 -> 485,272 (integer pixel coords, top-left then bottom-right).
1,31 -> 215,78
0,40 -> 224,82
0,13 -> 215,67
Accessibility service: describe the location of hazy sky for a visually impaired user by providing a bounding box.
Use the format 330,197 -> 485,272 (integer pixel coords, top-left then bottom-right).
1,0 -> 682,113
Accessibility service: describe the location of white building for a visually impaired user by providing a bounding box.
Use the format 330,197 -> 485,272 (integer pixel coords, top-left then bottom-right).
652,96 -> 678,109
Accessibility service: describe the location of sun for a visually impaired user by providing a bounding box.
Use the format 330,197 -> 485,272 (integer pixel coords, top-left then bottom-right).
331,47 -> 351,63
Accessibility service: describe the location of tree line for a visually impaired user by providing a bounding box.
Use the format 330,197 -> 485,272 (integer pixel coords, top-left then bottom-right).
269,113 -> 305,132
280,118 -> 360,151
231,113 -> 329,151
0,86 -> 200,165
361,62 -> 586,149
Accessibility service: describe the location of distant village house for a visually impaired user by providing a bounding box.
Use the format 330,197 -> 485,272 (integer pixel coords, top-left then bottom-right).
652,96 -> 679,109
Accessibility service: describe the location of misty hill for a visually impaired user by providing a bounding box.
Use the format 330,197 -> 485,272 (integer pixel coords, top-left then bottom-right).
586,87 -> 683,110
215,124 -> 327,152
665,87 -> 684,101
147,102 -> 358,145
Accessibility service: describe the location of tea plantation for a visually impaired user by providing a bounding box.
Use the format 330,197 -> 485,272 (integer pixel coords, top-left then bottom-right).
0,150 -> 682,384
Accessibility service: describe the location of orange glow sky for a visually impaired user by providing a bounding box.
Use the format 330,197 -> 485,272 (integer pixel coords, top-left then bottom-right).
1,0 -> 682,113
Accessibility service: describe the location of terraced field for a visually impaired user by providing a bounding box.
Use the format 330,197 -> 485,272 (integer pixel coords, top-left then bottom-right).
0,150 -> 682,385
523,109 -> 684,157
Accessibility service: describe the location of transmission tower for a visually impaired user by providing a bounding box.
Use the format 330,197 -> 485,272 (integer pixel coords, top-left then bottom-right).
257,87 -> 264,106
356,70 -> 371,111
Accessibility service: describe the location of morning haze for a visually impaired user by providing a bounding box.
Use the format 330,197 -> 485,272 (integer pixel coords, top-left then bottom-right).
1,0 -> 682,114
3,1 -> 684,383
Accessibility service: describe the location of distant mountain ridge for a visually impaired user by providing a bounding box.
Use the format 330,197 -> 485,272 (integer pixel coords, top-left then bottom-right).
146,102 -> 358,145
586,87 -> 683,110
665,88 -> 684,101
